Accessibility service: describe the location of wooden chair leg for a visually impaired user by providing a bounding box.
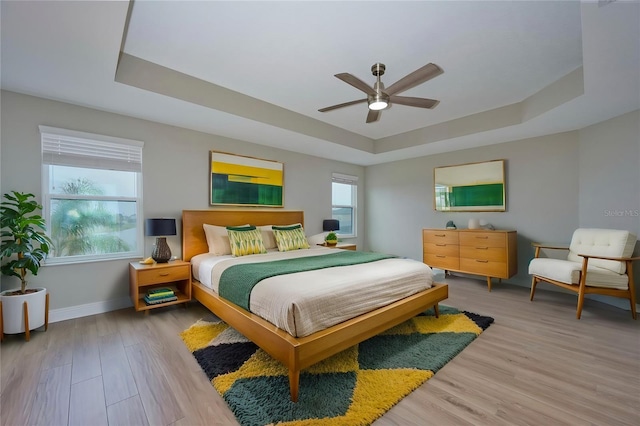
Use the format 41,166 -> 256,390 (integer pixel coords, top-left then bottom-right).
626,261 -> 637,320
45,293 -> 50,331
576,258 -> 590,320
530,276 -> 538,301
23,301 -> 30,342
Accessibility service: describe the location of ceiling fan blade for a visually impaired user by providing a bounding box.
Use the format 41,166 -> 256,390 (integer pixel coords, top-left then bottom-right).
385,63 -> 443,96
390,95 -> 440,109
335,73 -> 377,96
366,109 -> 381,123
318,98 -> 367,112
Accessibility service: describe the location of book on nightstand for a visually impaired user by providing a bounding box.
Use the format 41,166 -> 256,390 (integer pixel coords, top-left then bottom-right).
144,287 -> 176,305
144,294 -> 178,305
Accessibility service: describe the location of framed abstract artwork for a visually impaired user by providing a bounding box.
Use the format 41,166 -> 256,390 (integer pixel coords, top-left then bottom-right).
209,151 -> 284,207
434,159 -> 506,212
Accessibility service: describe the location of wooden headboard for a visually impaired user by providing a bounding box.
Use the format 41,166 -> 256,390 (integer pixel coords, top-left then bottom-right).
182,209 -> 305,261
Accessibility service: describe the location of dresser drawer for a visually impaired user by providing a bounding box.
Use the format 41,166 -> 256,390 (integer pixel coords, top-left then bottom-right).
424,253 -> 460,270
136,264 -> 190,286
460,246 -> 507,262
424,242 -> 459,257
423,230 -> 459,245
459,232 -> 506,248
460,258 -> 507,277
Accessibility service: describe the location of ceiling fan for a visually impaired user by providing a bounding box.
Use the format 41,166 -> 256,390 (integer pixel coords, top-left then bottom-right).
318,62 -> 443,123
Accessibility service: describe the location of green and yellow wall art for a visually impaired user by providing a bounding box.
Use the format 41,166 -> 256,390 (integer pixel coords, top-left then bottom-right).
210,151 -> 284,207
434,159 -> 506,212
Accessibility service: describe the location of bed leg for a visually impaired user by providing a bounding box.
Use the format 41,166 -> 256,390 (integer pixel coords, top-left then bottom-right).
434,304 -> 440,318
288,368 -> 300,402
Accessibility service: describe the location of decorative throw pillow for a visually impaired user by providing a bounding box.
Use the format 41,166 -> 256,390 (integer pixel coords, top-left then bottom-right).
272,224 -> 310,252
203,224 -> 250,255
226,226 -> 267,257
258,223 -> 302,250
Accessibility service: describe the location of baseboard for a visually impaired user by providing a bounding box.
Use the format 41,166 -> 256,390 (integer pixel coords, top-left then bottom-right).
49,297 -> 133,323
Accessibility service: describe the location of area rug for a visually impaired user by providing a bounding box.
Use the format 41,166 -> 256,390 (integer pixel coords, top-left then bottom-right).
180,306 -> 493,426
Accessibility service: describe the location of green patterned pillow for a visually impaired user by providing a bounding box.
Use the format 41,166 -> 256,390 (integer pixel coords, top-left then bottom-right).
226,226 -> 267,257
272,224 -> 310,252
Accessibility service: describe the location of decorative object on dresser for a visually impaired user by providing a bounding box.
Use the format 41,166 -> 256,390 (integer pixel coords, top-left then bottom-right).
181,305 -> 493,425
210,151 -> 283,207
129,260 -> 191,314
446,220 -> 457,229
434,160 -> 506,212
529,229 -> 637,319
146,218 -> 177,263
423,228 -> 517,291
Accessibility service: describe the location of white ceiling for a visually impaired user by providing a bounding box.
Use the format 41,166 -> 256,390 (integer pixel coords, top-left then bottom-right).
1,1 -> 638,166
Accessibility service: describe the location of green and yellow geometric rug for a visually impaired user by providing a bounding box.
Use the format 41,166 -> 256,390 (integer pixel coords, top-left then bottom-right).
180,306 -> 493,426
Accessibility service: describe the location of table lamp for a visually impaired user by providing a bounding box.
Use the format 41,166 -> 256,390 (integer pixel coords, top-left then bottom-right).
146,218 -> 177,263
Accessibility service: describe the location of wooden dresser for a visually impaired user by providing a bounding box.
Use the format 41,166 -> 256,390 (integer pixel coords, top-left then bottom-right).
423,228 -> 517,291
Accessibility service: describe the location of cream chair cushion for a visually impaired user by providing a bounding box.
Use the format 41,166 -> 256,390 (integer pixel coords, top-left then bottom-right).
566,228 -> 636,274
528,258 -> 629,290
529,228 -> 636,291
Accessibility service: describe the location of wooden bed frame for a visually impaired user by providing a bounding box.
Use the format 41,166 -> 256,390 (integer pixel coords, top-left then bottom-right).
182,209 -> 448,402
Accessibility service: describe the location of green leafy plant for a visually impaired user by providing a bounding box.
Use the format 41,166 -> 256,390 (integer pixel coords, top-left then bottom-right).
325,232 -> 338,243
0,191 -> 53,294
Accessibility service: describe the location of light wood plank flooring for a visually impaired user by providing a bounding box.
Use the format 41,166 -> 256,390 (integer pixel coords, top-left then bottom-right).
1,276 -> 638,425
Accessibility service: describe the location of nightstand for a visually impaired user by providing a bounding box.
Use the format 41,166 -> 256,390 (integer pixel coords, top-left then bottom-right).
129,260 -> 191,314
318,242 -> 357,251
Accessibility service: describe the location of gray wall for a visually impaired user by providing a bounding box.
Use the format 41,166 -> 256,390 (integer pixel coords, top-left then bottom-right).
2,88 -> 638,317
0,90 -> 364,316
366,110 -> 639,308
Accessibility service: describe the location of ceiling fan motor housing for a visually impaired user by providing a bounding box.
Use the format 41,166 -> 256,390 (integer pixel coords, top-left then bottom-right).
371,63 -> 386,76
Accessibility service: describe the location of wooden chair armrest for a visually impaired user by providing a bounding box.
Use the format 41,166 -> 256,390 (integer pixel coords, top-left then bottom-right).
532,242 -> 569,250
577,254 -> 640,262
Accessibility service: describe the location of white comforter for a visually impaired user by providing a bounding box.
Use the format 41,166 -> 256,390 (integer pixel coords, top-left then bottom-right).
191,247 -> 433,337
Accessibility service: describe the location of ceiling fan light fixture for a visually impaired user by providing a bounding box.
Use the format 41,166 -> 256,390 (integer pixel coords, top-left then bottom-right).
368,93 -> 389,111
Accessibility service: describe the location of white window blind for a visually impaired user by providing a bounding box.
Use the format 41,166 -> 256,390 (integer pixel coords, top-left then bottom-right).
40,126 -> 143,172
332,173 -> 359,185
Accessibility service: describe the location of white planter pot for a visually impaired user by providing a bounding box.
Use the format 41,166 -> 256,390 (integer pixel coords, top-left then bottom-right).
0,287 -> 47,334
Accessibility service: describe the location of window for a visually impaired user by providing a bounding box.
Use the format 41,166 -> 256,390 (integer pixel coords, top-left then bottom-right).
40,126 -> 144,264
331,173 -> 357,237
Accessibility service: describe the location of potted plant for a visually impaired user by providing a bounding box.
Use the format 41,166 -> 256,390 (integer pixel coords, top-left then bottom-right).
0,191 -> 53,338
325,231 -> 338,246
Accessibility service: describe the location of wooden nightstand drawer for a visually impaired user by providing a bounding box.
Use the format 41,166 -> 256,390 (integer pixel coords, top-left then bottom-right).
129,260 -> 192,313
136,264 -> 190,286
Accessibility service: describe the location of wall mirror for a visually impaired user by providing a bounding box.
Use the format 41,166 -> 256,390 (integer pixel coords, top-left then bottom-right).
434,159 -> 506,212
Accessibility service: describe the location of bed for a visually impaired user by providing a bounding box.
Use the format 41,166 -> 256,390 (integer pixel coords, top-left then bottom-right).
182,209 -> 448,402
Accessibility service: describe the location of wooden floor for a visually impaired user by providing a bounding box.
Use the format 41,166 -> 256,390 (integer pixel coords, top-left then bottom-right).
1,275 -> 639,426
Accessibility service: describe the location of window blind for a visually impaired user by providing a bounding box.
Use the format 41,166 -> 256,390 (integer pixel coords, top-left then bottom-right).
332,173 -> 358,185
40,126 -> 143,172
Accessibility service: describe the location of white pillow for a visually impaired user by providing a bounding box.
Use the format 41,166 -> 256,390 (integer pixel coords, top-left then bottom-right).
258,224 -> 302,250
203,223 -> 250,255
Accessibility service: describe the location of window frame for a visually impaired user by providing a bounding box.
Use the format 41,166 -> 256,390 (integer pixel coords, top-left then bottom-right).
331,173 -> 358,239
40,126 -> 144,265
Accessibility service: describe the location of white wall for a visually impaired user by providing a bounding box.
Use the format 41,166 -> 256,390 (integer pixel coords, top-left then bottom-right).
365,110 -> 640,308
0,90 -> 364,317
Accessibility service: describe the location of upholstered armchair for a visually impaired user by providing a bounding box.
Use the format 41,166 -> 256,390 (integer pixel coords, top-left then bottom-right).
529,228 -> 638,319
